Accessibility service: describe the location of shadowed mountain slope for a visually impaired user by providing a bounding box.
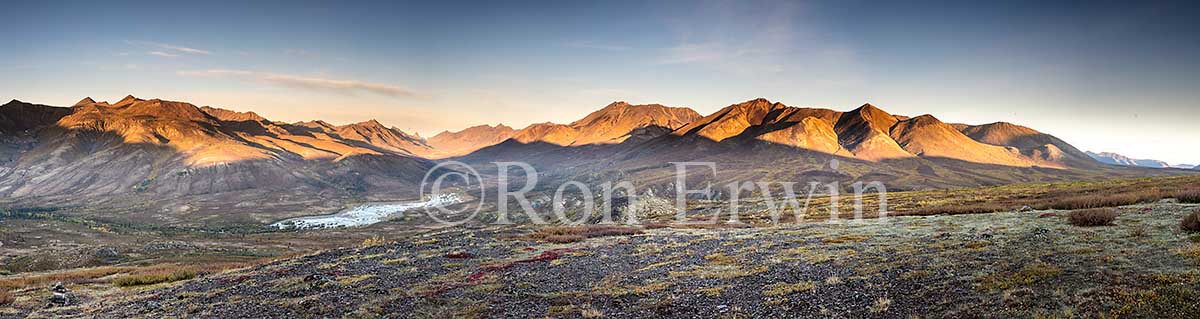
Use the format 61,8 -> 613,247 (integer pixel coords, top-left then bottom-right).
1,95 -> 1191,225
456,98 -> 1187,191
0,100 -> 73,134
673,98 -> 848,155
510,102 -> 701,147
959,122 -> 1094,166
334,119 -> 433,156
0,97 -> 434,223
890,115 -> 1034,167
833,104 -> 913,161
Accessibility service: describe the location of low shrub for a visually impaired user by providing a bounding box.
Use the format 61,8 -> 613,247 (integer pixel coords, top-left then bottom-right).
360,236 -> 389,248
1177,189 -> 1200,204
112,266 -> 201,287
0,261 -> 260,292
905,203 -> 1009,216
1068,209 -> 1118,227
0,290 -> 13,306
1041,193 -> 1141,210
1182,210 -> 1200,232
544,235 -> 587,244
0,266 -> 130,292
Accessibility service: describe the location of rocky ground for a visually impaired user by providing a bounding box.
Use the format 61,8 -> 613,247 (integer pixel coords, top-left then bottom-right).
9,201 -> 1200,318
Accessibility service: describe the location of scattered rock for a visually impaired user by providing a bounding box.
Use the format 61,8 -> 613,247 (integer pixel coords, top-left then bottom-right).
46,282 -> 73,307
143,241 -> 196,252
95,246 -> 122,263
1017,205 -> 1034,212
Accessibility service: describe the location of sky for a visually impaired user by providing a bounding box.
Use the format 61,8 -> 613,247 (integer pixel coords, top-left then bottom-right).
2,0 -> 1198,164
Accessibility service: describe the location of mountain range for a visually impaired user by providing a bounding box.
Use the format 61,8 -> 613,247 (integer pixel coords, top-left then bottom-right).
0,96 -> 1190,225
450,98 -> 1096,167
1085,151 -> 1194,169
452,98 -> 1176,192
0,96 -> 437,225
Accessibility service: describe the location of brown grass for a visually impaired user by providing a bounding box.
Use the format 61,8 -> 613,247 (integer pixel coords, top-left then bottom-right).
882,176 -> 1199,218
0,266 -> 129,292
1182,210 -> 1200,232
543,235 -> 588,244
524,225 -> 643,243
0,260 -> 265,292
0,289 -> 13,306
111,265 -> 203,287
1177,189 -> 1200,204
1068,209 -> 1118,227
1036,193 -> 1137,211
902,203 -> 1010,216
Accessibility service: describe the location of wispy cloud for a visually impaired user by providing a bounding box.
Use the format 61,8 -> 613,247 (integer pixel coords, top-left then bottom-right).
147,51 -> 179,58
284,48 -> 319,58
562,40 -> 631,51
655,41 -> 790,74
179,69 -> 253,77
651,0 -> 857,77
178,69 -> 418,98
127,40 -> 211,56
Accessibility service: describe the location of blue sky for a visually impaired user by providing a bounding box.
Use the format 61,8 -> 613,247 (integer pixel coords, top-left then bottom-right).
2,0 -> 1198,164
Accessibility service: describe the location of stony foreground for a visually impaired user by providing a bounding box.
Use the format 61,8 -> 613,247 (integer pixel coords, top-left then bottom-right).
17,202 -> 1200,318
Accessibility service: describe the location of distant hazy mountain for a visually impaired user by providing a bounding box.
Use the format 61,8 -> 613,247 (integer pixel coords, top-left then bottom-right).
1085,151 -> 1172,168
426,124 -> 517,158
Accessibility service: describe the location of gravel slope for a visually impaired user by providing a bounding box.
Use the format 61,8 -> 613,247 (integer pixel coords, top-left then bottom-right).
31,203 -> 1200,318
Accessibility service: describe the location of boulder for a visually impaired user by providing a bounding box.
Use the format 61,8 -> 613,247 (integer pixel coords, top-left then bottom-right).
46,282 -> 73,307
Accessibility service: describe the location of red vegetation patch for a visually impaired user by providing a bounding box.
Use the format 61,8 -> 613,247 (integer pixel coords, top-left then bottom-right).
444,252 -> 474,259
426,248 -> 576,297
218,274 -> 253,285
643,223 -> 670,229
477,248 -> 575,273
